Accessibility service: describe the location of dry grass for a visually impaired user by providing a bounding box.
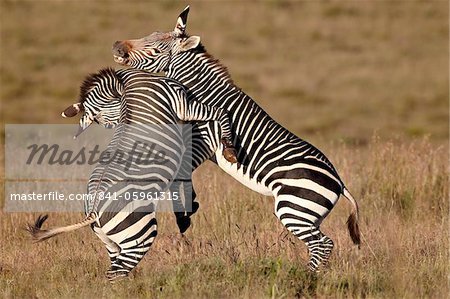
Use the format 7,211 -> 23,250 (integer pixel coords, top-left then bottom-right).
1,1 -> 448,298
1,138 -> 448,298
1,1 -> 448,142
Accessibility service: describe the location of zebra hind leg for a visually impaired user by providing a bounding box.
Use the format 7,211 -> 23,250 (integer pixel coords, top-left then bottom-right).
320,235 -> 334,268
92,226 -> 130,281
92,225 -> 125,279
305,232 -> 334,272
273,182 -> 339,272
94,214 -> 157,282
105,232 -> 157,282
106,264 -> 130,282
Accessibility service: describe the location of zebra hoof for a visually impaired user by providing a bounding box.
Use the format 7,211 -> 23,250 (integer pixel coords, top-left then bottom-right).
176,216 -> 191,234
106,269 -> 129,282
220,138 -> 238,163
223,147 -> 238,164
177,201 -> 199,233
186,202 -> 199,217
306,261 -> 321,274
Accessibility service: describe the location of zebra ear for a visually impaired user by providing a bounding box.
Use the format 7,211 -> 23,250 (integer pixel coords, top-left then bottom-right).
174,5 -> 190,36
180,36 -> 200,52
62,103 -> 82,118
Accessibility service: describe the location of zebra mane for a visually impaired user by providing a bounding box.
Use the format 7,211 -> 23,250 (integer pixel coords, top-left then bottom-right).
79,67 -> 122,104
193,43 -> 234,85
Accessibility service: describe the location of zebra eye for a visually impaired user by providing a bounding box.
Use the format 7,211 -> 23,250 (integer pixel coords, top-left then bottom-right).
145,48 -> 160,56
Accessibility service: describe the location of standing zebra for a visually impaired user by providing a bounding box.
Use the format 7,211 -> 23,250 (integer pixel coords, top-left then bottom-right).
28,67 -> 237,281
111,6 -> 361,272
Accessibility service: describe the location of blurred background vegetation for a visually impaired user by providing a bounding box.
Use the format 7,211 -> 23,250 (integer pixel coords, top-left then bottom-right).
1,1 -> 448,144
1,1 -> 448,298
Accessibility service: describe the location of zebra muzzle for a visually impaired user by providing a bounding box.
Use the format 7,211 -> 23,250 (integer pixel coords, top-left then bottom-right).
113,55 -> 129,65
73,125 -> 88,139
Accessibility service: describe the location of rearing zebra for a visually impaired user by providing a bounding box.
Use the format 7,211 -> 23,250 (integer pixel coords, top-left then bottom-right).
111,6 -> 361,272
28,67 -> 237,281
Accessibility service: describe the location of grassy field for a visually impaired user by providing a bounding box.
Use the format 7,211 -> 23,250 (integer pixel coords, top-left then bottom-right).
1,1 -> 448,298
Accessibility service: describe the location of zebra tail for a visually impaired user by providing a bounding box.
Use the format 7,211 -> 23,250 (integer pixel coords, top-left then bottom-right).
342,187 -> 361,248
26,213 -> 97,243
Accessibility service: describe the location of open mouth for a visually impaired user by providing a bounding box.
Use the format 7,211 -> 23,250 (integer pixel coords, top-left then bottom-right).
113,55 -> 129,65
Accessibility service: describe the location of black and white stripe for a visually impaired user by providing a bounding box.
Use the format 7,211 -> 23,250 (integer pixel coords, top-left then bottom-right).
28,67 -> 236,281
111,6 -> 361,272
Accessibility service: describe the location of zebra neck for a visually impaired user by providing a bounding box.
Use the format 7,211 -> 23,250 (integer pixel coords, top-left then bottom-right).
167,51 -> 240,103
98,70 -> 124,100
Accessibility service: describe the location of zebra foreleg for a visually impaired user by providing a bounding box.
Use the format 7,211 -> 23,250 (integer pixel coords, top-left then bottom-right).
175,202 -> 199,234
172,181 -> 199,234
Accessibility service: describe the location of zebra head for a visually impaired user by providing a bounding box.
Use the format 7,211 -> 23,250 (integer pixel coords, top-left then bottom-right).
62,68 -> 122,138
112,6 -> 201,72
